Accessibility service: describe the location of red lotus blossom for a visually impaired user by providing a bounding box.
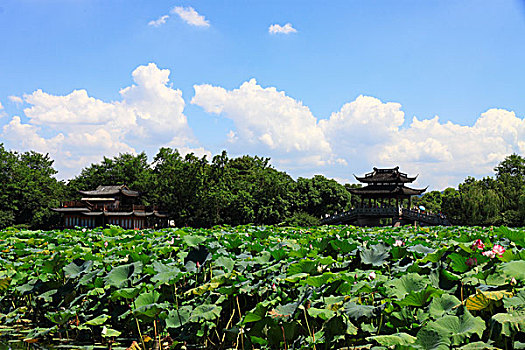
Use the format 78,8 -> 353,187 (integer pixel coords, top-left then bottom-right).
492,244 -> 505,257
471,239 -> 485,250
482,250 -> 496,259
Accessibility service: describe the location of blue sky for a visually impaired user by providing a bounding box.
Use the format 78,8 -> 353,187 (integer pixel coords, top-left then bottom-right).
1,1 -> 525,188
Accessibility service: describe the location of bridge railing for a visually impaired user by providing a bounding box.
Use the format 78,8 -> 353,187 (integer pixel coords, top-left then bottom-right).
321,206 -> 451,226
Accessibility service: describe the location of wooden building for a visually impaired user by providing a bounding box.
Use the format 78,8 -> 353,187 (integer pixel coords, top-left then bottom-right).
349,166 -> 427,208
52,185 -> 168,229
322,167 -> 450,226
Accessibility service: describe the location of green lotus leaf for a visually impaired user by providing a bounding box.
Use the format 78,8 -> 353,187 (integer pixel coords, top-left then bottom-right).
330,239 -> 358,253
45,309 -> 76,326
397,286 -> 443,307
415,328 -> 451,350
368,332 -> 417,347
428,309 -> 486,345
492,311 -> 525,337
304,272 -> 338,287
104,261 -> 143,288
308,307 -> 335,321
448,253 -> 469,273
190,304 -> 222,322
151,261 -> 181,285
182,234 -> 206,247
166,306 -> 192,329
215,256 -> 235,272
270,248 -> 287,261
504,289 -> 525,310
85,314 -> 111,326
498,260 -> 525,281
268,302 -> 300,320
111,286 -> 141,300
63,259 -> 93,279
407,244 -> 435,255
343,302 -> 376,321
287,259 -> 317,275
429,294 -> 461,318
459,341 -> 502,350
134,290 -> 160,308
386,273 -> 429,299
101,326 -> 121,338
360,244 -> 389,266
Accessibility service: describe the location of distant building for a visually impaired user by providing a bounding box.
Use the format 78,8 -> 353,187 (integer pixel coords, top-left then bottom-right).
349,166 -> 426,208
322,167 -> 450,226
52,185 -> 168,229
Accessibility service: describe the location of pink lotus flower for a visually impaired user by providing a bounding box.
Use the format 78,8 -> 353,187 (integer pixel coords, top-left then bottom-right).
492,244 -> 505,257
309,244 -> 313,250
472,239 -> 485,250
104,241 -> 108,248
368,271 -> 376,280
272,283 -> 277,291
482,250 -> 496,259
466,257 -> 477,267
196,261 -> 201,268
393,240 -> 404,247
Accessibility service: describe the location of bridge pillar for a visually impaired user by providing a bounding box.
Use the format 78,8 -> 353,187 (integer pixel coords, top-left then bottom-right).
357,216 -> 381,227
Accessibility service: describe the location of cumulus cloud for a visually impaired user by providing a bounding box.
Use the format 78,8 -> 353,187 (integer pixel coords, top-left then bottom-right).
269,23 -> 297,34
1,63 -> 207,179
8,95 -> 23,104
148,15 -> 170,27
171,6 -> 210,27
192,79 -> 525,188
192,79 -> 331,167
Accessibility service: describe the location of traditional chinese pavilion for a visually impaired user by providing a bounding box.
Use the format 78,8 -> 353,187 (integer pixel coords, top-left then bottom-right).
322,167 -> 450,226
350,166 -> 427,208
52,185 -> 168,229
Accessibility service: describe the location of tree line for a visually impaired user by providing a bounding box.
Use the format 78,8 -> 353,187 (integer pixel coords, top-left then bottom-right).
1,143 -> 524,229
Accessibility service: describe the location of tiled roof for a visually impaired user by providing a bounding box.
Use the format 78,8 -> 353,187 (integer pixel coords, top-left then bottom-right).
79,185 -> 139,197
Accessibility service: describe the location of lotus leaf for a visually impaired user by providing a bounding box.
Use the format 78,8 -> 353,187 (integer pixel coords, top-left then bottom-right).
368,332 -> 417,347
360,244 -> 389,266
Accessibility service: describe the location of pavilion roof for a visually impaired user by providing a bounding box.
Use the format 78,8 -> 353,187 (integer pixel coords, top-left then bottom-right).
79,185 -> 139,197
354,166 -> 418,183
349,184 -> 427,197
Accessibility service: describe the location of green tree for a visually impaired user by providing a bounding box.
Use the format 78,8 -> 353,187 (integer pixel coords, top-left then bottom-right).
68,152 -> 153,204
0,145 -> 66,229
296,175 -> 351,218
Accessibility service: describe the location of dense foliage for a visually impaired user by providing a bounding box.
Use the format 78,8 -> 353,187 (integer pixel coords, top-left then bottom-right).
3,142 -> 525,228
1,225 -> 524,349
0,144 -> 66,229
414,154 -> 525,227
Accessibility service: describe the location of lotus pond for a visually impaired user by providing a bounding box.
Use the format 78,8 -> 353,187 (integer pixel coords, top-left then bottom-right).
0,225 -> 524,349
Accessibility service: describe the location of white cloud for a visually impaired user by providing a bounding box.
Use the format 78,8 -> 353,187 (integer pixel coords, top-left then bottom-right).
192,79 -> 331,167
171,6 -> 210,27
1,63 -> 207,179
148,15 -> 170,27
269,23 -> 297,34
8,95 -> 23,104
192,79 -> 525,189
